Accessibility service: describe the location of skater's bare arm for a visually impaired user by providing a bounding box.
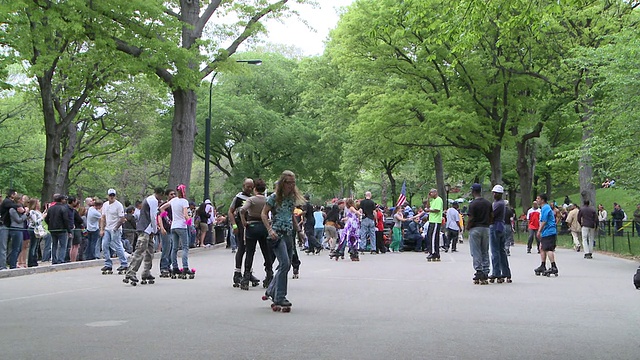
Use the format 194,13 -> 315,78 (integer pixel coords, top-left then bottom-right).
262,203 -> 276,240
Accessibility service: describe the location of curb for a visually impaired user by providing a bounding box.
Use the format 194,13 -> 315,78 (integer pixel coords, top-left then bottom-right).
0,242 -> 227,279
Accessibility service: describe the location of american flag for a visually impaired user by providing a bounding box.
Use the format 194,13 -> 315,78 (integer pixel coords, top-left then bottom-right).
396,180 -> 407,207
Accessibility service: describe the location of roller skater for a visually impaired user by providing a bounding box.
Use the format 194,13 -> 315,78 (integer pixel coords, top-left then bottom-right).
124,188 -> 164,287
229,178 -> 254,293
160,184 -> 193,283
339,198 -> 361,262
467,184 -> 492,282
578,200 -> 598,260
238,179 -> 274,291
100,188 -> 128,275
488,185 -> 512,283
536,193 -> 560,279
260,170 -> 306,313
122,273 -> 139,286
424,188 -> 443,262
101,266 -> 113,275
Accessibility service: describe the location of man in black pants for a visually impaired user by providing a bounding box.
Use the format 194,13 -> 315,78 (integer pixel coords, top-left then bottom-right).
302,195 -> 321,254
229,178 -> 256,288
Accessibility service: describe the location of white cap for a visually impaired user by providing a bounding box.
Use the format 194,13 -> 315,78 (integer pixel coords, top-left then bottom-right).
107,188 -> 117,196
491,185 -> 504,194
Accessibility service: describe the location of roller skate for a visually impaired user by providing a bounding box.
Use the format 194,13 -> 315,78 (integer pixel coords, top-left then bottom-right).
350,251 -> 360,262
534,264 -> 546,276
261,291 -> 273,302
496,277 -> 505,284
426,254 -> 440,262
473,271 -> 483,285
271,299 -> 292,313
170,267 -> 182,279
292,267 -> 299,279
140,274 -> 155,285
123,274 -> 139,286
232,270 -> 242,288
182,268 -> 195,279
250,272 -> 260,287
116,266 -> 128,275
505,277 -> 513,283
240,272 -> 251,290
584,253 -> 593,259
159,269 -> 171,278
488,275 -> 497,283
544,265 -> 559,277
263,273 -> 273,289
101,266 -> 113,275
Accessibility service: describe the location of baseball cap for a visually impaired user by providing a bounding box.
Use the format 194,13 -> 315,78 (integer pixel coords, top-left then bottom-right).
491,185 -> 504,194
107,188 -> 117,196
471,183 -> 482,192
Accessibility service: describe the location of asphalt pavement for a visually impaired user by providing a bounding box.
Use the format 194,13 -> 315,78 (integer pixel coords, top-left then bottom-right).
1,243 -> 639,360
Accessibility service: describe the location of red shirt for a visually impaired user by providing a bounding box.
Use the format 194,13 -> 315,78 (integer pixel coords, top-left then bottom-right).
528,210 -> 540,230
375,210 -> 384,231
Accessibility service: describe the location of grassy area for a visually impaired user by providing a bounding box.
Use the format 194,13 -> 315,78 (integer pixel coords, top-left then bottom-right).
514,229 -> 640,257
566,187 -> 639,213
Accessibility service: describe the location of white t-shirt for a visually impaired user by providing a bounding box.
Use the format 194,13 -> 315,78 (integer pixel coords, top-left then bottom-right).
102,200 -> 124,231
170,198 -> 189,229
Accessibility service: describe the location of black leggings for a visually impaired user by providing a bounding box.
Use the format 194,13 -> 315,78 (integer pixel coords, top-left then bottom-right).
243,222 -> 274,277
234,224 -> 246,270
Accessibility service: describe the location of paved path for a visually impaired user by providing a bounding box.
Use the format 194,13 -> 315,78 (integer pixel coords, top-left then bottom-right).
1,244 -> 639,360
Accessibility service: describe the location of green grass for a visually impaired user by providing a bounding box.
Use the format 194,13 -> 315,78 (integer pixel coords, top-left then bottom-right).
514,228 -> 640,257
567,187 -> 639,213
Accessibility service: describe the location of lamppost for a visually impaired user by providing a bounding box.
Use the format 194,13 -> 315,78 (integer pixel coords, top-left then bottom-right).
444,183 -> 451,208
204,59 -> 262,201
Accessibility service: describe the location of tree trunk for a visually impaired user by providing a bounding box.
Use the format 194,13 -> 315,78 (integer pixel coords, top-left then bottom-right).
487,145 -> 502,187
545,174 -> 552,200
516,140 -> 535,210
169,88 -> 198,192
380,171 -> 388,207
579,79 -> 596,207
386,167 -> 397,206
39,74 -> 64,204
433,150 -> 445,202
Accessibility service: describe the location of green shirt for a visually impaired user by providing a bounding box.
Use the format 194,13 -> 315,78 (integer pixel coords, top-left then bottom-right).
429,196 -> 443,224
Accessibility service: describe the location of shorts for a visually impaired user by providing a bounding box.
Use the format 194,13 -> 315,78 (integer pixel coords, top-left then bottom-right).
72,229 -> 82,245
199,222 -> 209,233
540,234 -> 557,252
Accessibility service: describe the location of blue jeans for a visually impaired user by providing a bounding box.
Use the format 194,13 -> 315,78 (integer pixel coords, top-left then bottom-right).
159,230 -> 172,271
102,229 -> 128,268
489,225 -> 511,278
51,232 -> 68,265
86,230 -> 100,260
359,218 -> 376,251
188,225 -> 196,247
171,228 -> 189,269
0,226 -> 8,270
314,228 -> 324,247
266,231 -> 293,304
8,229 -> 23,269
27,229 -> 39,266
468,227 -> 490,275
42,233 -> 52,262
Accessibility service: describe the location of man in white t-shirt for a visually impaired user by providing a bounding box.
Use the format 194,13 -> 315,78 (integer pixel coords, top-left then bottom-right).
100,188 -> 128,274
204,199 -> 215,245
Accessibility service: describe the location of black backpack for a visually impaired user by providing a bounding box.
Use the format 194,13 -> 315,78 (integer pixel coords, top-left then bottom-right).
634,266 -> 640,290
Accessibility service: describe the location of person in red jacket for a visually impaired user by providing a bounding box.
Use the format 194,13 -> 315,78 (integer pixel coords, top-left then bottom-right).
374,205 -> 386,253
526,201 -> 541,254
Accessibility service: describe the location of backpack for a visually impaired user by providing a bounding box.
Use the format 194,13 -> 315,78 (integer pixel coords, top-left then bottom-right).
634,266 -> 640,290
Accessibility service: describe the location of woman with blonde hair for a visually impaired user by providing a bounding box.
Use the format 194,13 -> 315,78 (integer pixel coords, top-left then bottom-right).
261,170 -> 306,312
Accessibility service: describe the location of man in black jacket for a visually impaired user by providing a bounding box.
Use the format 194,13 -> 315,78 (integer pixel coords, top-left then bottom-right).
578,200 -> 598,259
0,189 -> 17,270
44,194 -> 72,264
